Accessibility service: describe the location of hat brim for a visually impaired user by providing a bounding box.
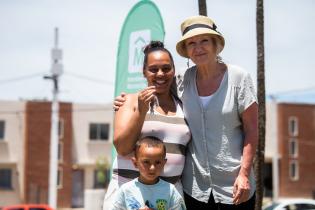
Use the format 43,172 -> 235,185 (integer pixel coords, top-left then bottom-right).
176,28 -> 225,58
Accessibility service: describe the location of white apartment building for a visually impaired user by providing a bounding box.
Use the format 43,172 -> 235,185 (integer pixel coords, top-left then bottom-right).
0,100 -> 113,208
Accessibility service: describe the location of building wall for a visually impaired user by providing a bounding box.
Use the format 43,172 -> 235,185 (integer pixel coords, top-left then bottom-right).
265,101 -> 278,160
0,101 -> 25,205
24,101 -> 51,204
264,102 -> 279,198
278,103 -> 315,198
0,101 -> 113,208
72,103 -> 113,189
24,101 -> 73,207
57,103 -> 73,207
0,165 -> 21,205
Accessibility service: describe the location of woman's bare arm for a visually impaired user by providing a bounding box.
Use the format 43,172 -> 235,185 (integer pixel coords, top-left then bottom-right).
113,87 -> 156,156
233,102 -> 258,204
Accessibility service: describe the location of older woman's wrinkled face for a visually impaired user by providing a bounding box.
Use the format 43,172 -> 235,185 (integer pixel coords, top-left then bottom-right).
143,50 -> 175,94
185,34 -> 217,65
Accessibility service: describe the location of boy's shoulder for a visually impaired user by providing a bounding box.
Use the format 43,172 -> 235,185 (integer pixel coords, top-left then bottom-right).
158,178 -> 174,187
158,179 -> 179,194
119,178 -> 138,191
120,178 -> 177,192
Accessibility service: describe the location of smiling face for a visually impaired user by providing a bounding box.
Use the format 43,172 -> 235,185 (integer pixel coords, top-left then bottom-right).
132,143 -> 166,185
143,50 -> 175,94
184,34 -> 218,66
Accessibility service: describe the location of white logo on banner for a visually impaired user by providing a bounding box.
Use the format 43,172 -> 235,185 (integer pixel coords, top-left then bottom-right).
128,30 -> 151,73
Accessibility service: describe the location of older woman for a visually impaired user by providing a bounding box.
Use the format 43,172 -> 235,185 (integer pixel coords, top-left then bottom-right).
176,15 -> 258,210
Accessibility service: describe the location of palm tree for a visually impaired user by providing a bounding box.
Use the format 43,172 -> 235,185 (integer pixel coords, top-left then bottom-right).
198,0 -> 207,16
255,0 -> 266,209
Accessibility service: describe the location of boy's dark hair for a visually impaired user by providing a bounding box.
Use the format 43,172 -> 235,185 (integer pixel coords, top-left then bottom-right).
134,136 -> 166,158
142,40 -> 175,71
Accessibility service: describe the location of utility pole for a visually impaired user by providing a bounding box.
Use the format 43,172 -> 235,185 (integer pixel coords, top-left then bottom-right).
44,27 -> 63,209
198,0 -> 207,16
255,0 -> 266,209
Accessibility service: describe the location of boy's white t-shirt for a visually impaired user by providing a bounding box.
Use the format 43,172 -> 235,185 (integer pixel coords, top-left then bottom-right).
109,178 -> 186,210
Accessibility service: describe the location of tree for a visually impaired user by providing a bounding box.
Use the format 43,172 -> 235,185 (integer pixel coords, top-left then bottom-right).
198,0 -> 207,16
255,0 -> 266,209
95,156 -> 110,188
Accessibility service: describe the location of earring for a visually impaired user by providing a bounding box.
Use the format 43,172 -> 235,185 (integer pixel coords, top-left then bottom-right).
216,55 -> 222,63
186,58 -> 190,68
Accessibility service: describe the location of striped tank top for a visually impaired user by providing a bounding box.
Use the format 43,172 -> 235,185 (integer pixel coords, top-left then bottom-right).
112,98 -> 191,186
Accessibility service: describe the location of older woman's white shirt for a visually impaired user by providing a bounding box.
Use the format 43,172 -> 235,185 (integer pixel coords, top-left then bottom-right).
179,64 -> 257,204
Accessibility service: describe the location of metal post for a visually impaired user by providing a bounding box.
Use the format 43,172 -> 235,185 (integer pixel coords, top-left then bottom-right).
45,27 -> 63,209
48,78 -> 59,208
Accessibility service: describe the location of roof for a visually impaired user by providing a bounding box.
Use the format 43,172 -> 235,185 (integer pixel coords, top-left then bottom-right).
267,88 -> 315,105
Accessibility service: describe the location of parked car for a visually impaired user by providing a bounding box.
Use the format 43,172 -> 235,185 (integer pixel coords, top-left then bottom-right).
263,198 -> 315,210
1,204 -> 53,210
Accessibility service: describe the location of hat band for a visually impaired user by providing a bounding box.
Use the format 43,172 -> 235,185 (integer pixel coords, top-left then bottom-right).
182,23 -> 217,35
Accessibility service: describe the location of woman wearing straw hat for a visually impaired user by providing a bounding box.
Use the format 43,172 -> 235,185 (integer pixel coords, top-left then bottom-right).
176,15 -> 258,209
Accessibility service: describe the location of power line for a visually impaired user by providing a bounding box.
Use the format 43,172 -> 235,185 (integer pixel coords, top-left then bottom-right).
0,71 -> 114,86
0,72 -> 44,85
64,71 -> 114,85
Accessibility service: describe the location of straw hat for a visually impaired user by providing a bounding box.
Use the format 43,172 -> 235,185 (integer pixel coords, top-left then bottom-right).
176,15 -> 225,58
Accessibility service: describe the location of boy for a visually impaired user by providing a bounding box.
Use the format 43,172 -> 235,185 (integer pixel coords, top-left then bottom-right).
109,136 -> 186,210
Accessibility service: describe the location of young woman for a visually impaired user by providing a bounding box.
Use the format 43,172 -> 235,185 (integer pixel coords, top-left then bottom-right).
103,41 -> 190,210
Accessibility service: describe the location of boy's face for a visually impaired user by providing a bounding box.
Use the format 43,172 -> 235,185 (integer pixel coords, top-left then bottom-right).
132,145 -> 167,185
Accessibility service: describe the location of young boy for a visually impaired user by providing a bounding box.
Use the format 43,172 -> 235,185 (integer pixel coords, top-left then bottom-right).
109,136 -> 186,210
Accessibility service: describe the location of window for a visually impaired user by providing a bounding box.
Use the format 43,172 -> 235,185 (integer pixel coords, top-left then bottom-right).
0,120 -> 5,140
297,203 -> 315,209
58,142 -> 63,162
0,168 -> 12,189
89,123 -> 109,141
58,119 -> 64,139
283,203 -> 315,210
57,168 -> 63,189
289,138 -> 298,158
93,169 -> 110,189
289,160 -> 299,181
288,117 -> 298,137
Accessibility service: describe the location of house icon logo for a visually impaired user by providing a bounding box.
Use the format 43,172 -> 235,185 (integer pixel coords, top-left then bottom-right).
128,30 -> 151,73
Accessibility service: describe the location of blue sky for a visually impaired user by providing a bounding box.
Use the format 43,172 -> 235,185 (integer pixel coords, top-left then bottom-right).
0,0 -> 314,104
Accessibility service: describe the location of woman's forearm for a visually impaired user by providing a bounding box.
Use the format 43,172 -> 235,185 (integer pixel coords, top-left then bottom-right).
114,109 -> 146,155
240,103 -> 258,177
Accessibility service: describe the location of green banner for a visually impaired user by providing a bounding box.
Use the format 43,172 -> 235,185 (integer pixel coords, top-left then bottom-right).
111,0 -> 165,172
114,0 -> 165,96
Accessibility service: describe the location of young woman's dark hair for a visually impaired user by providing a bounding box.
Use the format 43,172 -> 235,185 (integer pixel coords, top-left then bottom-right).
142,41 -> 175,71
